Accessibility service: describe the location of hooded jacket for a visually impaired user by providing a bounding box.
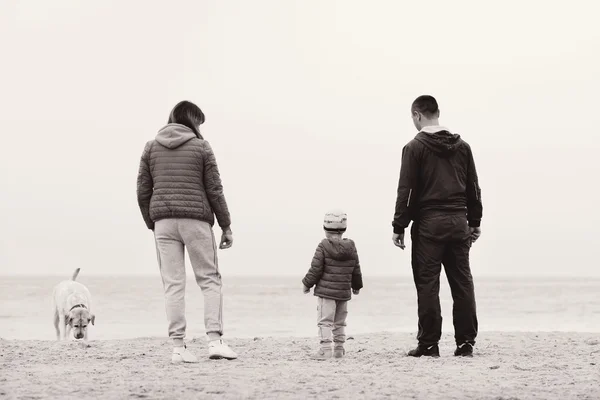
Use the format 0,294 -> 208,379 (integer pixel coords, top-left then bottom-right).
302,238 -> 363,301
136,124 -> 231,230
392,126 -> 482,235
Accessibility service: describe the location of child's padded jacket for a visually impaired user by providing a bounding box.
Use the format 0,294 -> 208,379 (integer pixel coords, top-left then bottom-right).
302,238 -> 363,301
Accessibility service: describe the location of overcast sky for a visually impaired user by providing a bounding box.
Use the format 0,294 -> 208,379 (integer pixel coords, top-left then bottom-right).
1,0 -> 599,277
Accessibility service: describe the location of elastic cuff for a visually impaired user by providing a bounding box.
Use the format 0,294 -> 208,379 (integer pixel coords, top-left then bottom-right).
323,226 -> 346,233
207,332 -> 222,342
172,338 -> 184,347
393,225 -> 405,235
468,220 -> 481,228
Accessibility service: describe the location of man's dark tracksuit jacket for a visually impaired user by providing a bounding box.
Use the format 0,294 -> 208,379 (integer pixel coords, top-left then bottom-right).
392,125 -> 483,346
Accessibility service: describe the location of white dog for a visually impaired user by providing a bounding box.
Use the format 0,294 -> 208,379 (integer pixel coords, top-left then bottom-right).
52,268 -> 95,340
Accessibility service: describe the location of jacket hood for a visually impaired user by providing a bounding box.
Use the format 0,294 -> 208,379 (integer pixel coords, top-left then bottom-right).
156,123 -> 197,149
415,125 -> 463,156
322,238 -> 355,261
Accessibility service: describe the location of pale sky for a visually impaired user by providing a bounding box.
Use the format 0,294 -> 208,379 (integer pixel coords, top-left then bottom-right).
1,0 -> 599,277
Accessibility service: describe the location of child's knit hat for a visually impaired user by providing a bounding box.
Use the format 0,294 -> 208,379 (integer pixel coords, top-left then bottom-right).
323,210 -> 347,232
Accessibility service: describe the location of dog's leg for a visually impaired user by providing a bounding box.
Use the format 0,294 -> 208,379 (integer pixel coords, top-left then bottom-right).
62,316 -> 70,340
54,309 -> 60,340
57,315 -> 65,340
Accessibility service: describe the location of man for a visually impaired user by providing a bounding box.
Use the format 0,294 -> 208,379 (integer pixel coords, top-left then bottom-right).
392,95 -> 483,357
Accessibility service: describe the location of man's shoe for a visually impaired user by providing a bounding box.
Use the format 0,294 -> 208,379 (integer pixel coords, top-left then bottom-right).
208,339 -> 238,360
407,344 -> 440,358
171,345 -> 199,364
454,343 -> 474,357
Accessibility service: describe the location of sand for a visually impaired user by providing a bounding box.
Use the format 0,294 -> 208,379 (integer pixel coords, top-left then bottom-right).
1,332 -> 599,400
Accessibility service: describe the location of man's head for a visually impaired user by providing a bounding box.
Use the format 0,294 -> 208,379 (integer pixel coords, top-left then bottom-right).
411,95 -> 440,131
66,307 -> 95,340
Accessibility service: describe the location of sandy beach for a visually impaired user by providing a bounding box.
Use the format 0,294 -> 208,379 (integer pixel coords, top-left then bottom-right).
1,331 -> 599,400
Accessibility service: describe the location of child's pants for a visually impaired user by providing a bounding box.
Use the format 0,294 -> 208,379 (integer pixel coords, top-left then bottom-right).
317,297 -> 348,347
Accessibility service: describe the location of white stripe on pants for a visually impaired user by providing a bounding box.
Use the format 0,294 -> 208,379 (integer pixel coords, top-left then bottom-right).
317,296 -> 348,346
154,218 -> 223,346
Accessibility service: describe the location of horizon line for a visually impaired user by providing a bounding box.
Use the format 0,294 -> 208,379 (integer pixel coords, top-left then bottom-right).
1,273 -> 600,279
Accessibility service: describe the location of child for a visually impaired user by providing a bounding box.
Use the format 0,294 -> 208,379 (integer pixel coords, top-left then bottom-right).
302,210 -> 363,359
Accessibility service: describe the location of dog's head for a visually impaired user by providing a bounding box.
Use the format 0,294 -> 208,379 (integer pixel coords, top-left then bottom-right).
67,308 -> 95,339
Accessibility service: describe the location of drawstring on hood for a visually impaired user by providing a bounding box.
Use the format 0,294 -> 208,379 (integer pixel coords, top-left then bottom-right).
415,125 -> 463,157
322,238 -> 355,261
156,123 -> 198,149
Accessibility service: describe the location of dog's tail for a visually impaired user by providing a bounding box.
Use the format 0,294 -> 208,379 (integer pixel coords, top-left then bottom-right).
71,268 -> 81,281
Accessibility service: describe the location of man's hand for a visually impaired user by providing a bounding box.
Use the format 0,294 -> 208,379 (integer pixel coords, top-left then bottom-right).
469,227 -> 481,245
392,232 -> 405,250
303,285 -> 310,294
352,289 -> 360,295
219,228 -> 233,249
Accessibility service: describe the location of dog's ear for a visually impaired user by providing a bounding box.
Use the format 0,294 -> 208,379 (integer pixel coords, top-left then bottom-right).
90,314 -> 95,326
66,315 -> 73,325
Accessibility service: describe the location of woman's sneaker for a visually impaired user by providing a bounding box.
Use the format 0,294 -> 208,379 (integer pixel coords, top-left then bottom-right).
208,339 -> 238,360
454,343 -> 474,357
172,345 -> 199,364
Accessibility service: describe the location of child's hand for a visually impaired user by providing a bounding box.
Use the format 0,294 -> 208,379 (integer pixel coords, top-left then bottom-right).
352,289 -> 360,295
303,285 -> 310,294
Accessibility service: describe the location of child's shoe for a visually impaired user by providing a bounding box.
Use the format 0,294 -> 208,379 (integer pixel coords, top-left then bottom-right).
333,344 -> 345,358
312,347 -> 332,360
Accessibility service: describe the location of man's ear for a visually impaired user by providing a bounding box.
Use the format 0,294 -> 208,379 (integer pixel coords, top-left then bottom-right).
90,314 -> 95,325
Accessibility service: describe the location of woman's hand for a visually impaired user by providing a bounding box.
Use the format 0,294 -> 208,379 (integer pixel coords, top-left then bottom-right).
219,228 -> 233,249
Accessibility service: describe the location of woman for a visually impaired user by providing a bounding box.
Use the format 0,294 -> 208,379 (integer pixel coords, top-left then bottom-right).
137,100 -> 237,363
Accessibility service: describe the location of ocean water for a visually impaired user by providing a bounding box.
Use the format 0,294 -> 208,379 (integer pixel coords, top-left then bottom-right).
1,275 -> 599,341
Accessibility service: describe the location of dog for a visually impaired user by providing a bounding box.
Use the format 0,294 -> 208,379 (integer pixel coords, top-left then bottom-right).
52,268 -> 95,340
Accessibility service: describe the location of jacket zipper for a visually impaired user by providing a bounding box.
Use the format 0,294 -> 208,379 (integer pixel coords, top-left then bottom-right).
407,189 -> 413,207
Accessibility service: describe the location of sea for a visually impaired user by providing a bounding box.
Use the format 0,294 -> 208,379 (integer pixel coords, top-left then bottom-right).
1,275 -> 599,341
